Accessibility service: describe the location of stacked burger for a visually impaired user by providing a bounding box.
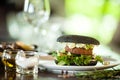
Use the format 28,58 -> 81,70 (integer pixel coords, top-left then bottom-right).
54,35 -> 103,66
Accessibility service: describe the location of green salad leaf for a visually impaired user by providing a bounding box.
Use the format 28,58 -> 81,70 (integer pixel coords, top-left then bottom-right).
95,55 -> 103,63
51,51 -> 103,66
75,69 -> 120,79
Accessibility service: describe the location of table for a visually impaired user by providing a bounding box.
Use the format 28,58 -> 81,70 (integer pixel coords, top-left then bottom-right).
0,70 -> 78,80
0,45 -> 120,80
1,68 -> 120,80
1,61 -> 120,80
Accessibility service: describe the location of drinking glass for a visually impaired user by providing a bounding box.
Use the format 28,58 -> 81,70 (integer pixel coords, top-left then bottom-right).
23,0 -> 50,27
15,50 -> 39,74
15,0 -> 51,51
2,49 -> 18,72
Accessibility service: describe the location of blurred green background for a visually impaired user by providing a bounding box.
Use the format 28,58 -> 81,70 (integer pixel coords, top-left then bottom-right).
64,0 -> 120,45
1,0 -> 120,46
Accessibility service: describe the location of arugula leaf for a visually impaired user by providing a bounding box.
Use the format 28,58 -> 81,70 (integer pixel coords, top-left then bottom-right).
95,55 -> 103,63
76,70 -> 120,79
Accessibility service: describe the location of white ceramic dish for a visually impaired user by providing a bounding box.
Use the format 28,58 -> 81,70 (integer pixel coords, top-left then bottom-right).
39,57 -> 120,71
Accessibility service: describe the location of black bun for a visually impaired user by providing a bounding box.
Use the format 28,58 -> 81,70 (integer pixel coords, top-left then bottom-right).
57,35 -> 100,45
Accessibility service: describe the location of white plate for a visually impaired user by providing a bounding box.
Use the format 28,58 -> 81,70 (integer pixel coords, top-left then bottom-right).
39,57 -> 120,71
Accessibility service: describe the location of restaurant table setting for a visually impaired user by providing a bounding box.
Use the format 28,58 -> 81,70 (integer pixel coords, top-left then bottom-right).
0,41 -> 120,80
1,0 -> 120,80
38,45 -> 120,79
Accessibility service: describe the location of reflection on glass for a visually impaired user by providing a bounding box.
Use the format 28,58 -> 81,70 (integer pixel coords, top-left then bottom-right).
16,73 -> 38,80
23,0 -> 50,27
22,0 -> 52,52
2,49 -> 18,72
4,72 -> 16,80
8,0 -> 62,52
15,50 -> 39,74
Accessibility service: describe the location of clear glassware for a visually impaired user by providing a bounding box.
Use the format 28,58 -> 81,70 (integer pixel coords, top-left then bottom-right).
20,0 -> 51,51
8,0 -> 61,53
15,50 -> 39,74
2,49 -> 19,72
23,0 -> 50,27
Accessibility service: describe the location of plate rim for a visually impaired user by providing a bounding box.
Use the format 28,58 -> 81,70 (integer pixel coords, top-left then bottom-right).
39,59 -> 120,71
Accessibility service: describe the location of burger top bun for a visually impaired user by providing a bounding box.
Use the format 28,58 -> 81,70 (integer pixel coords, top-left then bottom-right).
57,35 -> 100,45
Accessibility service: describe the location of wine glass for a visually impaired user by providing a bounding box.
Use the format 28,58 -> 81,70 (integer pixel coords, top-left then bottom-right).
20,0 -> 51,49
23,0 -> 50,27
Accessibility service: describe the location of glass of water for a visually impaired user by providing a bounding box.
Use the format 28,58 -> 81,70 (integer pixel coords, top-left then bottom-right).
15,50 -> 39,74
